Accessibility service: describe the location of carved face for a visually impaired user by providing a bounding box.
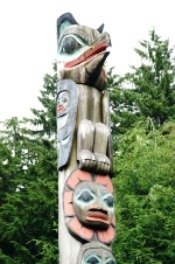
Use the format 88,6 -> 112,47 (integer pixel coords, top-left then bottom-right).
64,170 -> 115,244
78,242 -> 116,264
82,249 -> 115,264
73,182 -> 114,229
57,90 -> 70,116
57,80 -> 78,168
57,13 -> 111,87
57,90 -> 70,129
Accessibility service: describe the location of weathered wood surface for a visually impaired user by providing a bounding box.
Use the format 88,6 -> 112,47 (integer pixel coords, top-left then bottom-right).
59,139 -> 82,264
57,12 -> 115,264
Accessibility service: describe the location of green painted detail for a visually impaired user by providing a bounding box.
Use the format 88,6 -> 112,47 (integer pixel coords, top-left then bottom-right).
57,34 -> 89,63
59,21 -> 73,37
82,253 -> 116,264
83,254 -> 101,264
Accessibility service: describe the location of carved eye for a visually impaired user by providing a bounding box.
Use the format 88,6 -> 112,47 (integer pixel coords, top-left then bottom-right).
103,195 -> 114,208
62,36 -> 82,54
77,190 -> 94,203
57,91 -> 70,106
106,260 -> 115,264
86,256 -> 100,264
61,97 -> 68,103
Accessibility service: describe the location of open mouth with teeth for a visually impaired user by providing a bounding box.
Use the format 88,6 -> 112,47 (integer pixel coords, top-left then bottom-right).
65,41 -> 109,69
86,209 -> 110,225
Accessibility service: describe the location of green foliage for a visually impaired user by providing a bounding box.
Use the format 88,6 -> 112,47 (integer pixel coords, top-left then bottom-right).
112,122 -> 175,264
0,66 -> 58,262
110,30 -> 175,135
0,30 -> 175,264
30,63 -> 57,138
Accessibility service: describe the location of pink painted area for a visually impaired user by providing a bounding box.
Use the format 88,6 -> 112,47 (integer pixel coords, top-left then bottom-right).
64,191 -> 74,216
68,217 -> 93,241
65,41 -> 108,69
97,225 -> 115,244
95,175 -> 113,193
86,211 -> 110,225
67,169 -> 92,189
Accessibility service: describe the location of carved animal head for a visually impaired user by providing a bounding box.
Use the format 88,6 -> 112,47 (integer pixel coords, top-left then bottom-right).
57,13 -> 111,88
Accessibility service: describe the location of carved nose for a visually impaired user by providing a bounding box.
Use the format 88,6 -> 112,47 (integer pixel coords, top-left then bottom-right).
89,208 -> 108,215
89,204 -> 108,215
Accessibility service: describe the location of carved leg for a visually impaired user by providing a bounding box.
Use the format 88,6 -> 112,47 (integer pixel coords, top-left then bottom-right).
94,123 -> 111,174
77,119 -> 97,170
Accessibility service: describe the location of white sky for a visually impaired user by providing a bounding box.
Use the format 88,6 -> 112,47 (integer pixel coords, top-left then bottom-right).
0,0 -> 175,120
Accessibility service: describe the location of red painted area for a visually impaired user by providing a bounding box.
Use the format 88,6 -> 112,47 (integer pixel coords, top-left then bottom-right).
86,211 -> 110,225
68,217 -> 93,240
67,169 -> 92,189
64,191 -> 74,216
64,171 -> 115,243
57,104 -> 65,112
97,225 -> 115,244
65,41 -> 108,69
95,175 -> 113,193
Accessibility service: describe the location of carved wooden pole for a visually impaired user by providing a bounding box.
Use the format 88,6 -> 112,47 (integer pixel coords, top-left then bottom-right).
56,13 -> 116,264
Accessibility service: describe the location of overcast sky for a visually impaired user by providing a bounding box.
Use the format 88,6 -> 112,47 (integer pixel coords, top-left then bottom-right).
0,0 -> 175,120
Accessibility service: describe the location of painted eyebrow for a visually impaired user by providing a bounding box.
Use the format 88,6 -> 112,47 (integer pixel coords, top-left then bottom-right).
86,254 -> 101,260
77,189 -> 96,197
58,34 -> 87,48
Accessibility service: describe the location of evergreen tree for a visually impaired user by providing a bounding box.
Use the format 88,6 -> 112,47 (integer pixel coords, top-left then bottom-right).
110,30 -> 175,135
30,63 -> 57,138
113,121 -> 175,264
0,29 -> 175,264
0,65 -> 58,263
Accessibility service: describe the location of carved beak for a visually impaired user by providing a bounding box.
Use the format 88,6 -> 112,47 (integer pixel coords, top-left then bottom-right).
65,40 -> 110,69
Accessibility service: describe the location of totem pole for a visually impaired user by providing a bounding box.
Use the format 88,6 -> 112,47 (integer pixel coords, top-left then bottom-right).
56,13 -> 116,264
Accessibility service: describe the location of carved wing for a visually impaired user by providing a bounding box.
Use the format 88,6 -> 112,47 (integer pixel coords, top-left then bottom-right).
57,80 -> 78,168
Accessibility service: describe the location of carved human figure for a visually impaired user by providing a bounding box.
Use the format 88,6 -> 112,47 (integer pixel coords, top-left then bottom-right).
77,242 -> 116,264
57,80 -> 78,168
57,13 -> 112,174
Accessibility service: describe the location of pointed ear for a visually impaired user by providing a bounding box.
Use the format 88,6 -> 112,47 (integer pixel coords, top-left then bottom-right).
57,13 -> 78,39
97,23 -> 104,33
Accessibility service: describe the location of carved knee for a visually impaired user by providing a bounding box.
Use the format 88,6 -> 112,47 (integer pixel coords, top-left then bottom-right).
77,120 -> 96,170
94,123 -> 110,154
77,119 -> 94,153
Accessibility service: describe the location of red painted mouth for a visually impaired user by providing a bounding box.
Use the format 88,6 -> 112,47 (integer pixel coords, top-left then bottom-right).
57,104 -> 65,112
65,41 -> 109,69
86,210 -> 110,225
